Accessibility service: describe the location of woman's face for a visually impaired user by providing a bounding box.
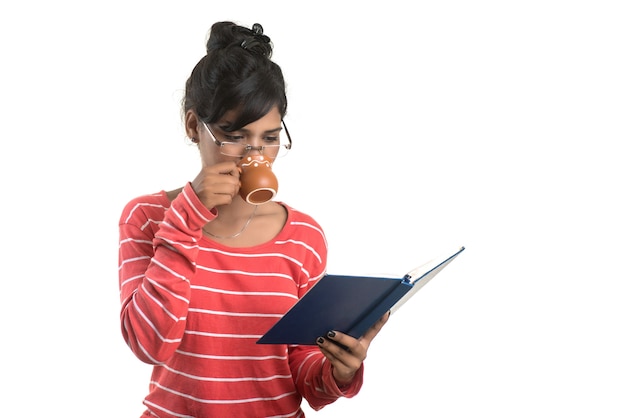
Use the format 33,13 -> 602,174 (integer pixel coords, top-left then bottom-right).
190,106 -> 284,168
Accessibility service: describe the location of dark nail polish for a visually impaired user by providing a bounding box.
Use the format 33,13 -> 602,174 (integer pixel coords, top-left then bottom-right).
317,337 -> 325,344
327,331 -> 336,338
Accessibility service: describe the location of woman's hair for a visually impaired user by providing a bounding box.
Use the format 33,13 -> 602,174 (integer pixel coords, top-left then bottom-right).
183,22 -> 287,131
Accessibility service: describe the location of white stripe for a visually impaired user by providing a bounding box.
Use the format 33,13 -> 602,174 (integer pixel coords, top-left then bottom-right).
123,201 -> 166,224
275,239 -> 323,263
195,265 -> 295,281
295,351 -> 321,384
188,307 -> 282,318
141,282 -> 180,322
160,221 -> 198,244
118,255 -> 150,270
135,339 -> 164,366
168,205 -> 189,230
119,273 -> 143,289
145,276 -> 190,304
190,284 -> 298,300
160,361 -> 291,382
184,330 -> 262,339
144,399 -> 194,418
176,349 -> 287,361
290,220 -> 326,245
132,297 -> 181,344
151,258 -> 190,282
118,237 -> 152,247
183,187 -> 213,223
150,380 -> 297,405
198,246 -> 305,268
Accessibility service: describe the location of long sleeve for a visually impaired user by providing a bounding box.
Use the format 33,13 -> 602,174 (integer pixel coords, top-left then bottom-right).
118,183 -> 216,363
289,345 -> 364,410
284,235 -> 365,410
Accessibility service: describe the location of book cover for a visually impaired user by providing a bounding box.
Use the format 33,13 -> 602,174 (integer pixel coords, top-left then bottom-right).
257,246 -> 465,345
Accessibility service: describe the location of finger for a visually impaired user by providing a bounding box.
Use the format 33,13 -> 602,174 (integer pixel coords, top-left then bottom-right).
360,311 -> 390,344
316,337 -> 362,382
316,337 -> 354,368
209,183 -> 239,197
320,332 -> 364,362
325,331 -> 356,351
209,161 -> 240,177
191,176 -> 239,209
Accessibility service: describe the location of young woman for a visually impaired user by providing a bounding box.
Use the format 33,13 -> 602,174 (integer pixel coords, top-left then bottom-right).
118,21 -> 388,417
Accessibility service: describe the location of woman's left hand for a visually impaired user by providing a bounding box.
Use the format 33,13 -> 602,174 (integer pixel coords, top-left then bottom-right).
316,311 -> 390,386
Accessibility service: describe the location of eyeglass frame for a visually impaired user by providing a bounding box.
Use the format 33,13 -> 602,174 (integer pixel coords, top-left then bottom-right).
200,119 -> 292,157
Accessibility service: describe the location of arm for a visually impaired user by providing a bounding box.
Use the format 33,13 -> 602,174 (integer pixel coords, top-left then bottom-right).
288,344 -> 365,410
288,313 -> 389,410
281,216 -> 378,410
316,312 -> 390,385
118,183 -> 215,363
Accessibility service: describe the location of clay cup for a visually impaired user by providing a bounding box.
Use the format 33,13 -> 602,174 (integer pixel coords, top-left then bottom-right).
238,155 -> 278,205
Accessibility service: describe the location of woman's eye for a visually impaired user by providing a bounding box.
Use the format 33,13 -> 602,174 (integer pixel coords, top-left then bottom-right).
264,136 -> 280,143
225,135 -> 245,142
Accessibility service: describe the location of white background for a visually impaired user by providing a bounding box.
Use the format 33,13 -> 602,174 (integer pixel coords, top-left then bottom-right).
1,1 -> 624,417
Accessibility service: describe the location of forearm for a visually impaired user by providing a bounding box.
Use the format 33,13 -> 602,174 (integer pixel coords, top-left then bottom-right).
119,183 -> 215,363
289,345 -> 364,410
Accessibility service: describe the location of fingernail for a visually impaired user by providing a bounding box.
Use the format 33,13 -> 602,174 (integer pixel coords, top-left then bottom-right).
317,337 -> 325,344
327,331 -> 336,338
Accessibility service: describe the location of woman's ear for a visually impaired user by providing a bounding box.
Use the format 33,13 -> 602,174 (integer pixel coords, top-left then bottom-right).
185,110 -> 200,140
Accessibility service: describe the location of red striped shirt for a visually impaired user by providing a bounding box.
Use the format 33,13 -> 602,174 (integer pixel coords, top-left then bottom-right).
118,183 -> 363,417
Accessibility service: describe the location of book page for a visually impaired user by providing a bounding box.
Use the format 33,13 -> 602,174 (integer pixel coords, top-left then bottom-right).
390,246 -> 465,314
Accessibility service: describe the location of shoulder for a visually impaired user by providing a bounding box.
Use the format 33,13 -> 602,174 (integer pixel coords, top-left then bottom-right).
281,203 -> 325,238
118,190 -> 171,227
278,204 -> 327,260
277,203 -> 328,287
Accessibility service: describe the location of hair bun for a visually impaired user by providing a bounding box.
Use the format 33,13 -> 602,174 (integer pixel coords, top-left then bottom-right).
205,22 -> 273,57
240,23 -> 272,57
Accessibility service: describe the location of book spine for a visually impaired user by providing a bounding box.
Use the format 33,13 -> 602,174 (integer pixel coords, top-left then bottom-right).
347,282 -> 413,338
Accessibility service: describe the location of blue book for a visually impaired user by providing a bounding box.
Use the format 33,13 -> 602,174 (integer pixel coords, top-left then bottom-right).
257,246 -> 465,345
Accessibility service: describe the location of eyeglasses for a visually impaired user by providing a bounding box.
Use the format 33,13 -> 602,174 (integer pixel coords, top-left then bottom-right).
200,119 -> 292,158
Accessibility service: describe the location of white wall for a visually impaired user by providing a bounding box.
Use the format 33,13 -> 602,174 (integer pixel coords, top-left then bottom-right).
1,1 -> 624,416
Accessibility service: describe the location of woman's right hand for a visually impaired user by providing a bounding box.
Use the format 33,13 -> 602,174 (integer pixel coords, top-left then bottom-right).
190,161 -> 241,210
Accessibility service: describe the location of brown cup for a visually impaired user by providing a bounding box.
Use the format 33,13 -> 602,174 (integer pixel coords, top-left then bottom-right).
238,155 -> 278,205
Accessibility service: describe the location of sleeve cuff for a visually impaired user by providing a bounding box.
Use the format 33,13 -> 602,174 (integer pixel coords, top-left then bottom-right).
323,360 -> 364,398
179,182 -> 217,226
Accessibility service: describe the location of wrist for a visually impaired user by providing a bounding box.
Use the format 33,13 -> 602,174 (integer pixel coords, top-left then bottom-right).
333,370 -> 355,388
